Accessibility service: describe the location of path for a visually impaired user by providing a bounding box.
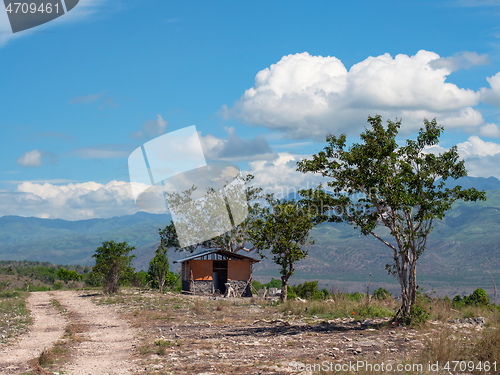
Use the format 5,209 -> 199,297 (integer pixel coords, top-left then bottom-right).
53,290 -> 140,375
0,291 -> 140,375
0,291 -> 67,374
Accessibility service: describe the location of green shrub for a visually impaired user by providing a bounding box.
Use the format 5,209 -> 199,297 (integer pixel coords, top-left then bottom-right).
466,288 -> 490,306
252,280 -> 263,291
264,278 -> 282,289
53,281 -> 63,290
373,287 -> 391,300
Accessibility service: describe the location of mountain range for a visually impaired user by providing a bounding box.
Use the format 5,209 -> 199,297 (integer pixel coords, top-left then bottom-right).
1,176 -> 500,297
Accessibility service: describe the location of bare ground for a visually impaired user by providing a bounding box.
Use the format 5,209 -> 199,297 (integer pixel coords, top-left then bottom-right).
0,289 -> 493,375
0,291 -> 67,374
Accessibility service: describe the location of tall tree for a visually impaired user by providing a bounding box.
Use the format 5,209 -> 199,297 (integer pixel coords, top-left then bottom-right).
159,174 -> 264,254
297,115 -> 486,320
92,241 -> 135,294
148,245 -> 171,293
250,197 -> 315,302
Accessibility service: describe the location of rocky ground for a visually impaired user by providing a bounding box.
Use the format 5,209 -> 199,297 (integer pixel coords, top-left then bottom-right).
92,290 -> 491,375
0,289 -> 495,375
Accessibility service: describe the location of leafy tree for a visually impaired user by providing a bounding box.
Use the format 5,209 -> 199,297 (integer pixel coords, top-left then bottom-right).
148,245 -> 172,293
57,267 -> 83,284
250,197 -> 315,302
465,288 -> 490,306
159,174 -> 264,254
297,115 -> 486,321
91,241 -> 135,294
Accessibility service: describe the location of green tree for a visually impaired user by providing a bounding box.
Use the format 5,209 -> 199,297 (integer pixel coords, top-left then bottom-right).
56,267 -> 82,284
250,197 -> 314,302
465,288 -> 490,306
297,116 -> 486,321
91,241 -> 135,294
148,245 -> 171,293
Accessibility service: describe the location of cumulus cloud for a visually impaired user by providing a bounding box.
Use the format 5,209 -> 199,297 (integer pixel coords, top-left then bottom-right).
131,115 -> 168,139
17,150 -> 56,167
480,72 -> 500,107
0,180 -> 161,220
456,135 -> 500,157
244,153 -> 328,198
228,50 -> 493,140
429,51 -> 489,71
200,128 -> 277,161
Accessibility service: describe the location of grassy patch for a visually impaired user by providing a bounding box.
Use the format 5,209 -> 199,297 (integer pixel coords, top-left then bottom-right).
0,290 -> 30,343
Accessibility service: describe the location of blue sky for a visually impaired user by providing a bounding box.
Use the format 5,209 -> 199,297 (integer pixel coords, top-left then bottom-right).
2,0 -> 500,219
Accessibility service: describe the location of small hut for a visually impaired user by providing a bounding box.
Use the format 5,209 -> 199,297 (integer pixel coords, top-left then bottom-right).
173,249 -> 260,297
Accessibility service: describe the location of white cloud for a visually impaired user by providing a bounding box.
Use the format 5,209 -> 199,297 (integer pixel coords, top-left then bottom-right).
244,153 -> 328,198
17,149 -> 56,167
131,115 -> 168,139
0,180 -> 162,220
228,50 -> 490,140
429,51 -> 489,71
456,135 -> 500,157
199,128 -> 277,161
480,72 -> 500,107
479,123 -> 500,138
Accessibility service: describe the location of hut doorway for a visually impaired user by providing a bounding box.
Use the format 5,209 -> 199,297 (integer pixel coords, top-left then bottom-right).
212,260 -> 227,295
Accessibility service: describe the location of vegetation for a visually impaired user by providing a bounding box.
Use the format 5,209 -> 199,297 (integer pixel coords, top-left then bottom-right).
297,115 -> 486,322
147,245 -> 178,292
90,241 -> 136,294
57,267 -> 83,284
251,197 -> 315,302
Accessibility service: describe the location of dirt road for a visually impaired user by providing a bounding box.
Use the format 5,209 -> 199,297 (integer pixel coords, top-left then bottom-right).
0,291 -> 67,374
0,291 -> 140,375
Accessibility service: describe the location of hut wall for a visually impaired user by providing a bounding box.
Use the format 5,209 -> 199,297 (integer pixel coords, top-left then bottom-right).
191,260 -> 213,280
227,260 -> 251,281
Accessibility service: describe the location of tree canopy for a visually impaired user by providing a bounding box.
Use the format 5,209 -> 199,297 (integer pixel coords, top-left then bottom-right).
250,196 -> 315,302
297,115 -> 486,320
92,240 -> 135,294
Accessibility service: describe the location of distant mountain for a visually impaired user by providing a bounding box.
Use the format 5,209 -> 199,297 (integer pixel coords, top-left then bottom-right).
1,176 -> 499,297
283,176 -> 500,201
0,212 -> 173,268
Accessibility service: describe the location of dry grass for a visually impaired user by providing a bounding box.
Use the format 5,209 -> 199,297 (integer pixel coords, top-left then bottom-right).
0,290 -> 31,343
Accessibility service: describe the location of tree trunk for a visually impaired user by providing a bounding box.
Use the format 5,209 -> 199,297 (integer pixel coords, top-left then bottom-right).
158,272 -> 165,293
281,275 -> 289,302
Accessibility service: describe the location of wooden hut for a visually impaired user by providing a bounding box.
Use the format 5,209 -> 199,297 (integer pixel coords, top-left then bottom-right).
173,249 -> 260,297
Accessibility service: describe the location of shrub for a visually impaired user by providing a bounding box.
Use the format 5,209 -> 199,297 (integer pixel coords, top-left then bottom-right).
252,280 -> 263,291
373,287 -> 391,300
53,281 -> 63,290
466,288 -> 490,306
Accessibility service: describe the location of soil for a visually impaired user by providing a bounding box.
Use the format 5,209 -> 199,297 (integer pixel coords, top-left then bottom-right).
0,290 -> 491,375
0,291 -> 141,374
0,291 -> 67,374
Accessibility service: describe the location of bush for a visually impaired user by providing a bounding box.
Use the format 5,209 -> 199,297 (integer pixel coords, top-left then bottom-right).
53,281 -> 63,290
264,278 -> 282,289
373,287 -> 391,300
252,280 -> 263,291
453,288 -> 491,307
287,281 -> 332,300
466,288 -> 490,306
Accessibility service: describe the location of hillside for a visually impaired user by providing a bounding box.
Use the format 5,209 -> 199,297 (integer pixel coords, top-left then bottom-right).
1,177 -> 500,297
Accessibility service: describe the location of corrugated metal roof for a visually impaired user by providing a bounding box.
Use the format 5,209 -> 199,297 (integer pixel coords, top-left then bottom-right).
173,249 -> 260,263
